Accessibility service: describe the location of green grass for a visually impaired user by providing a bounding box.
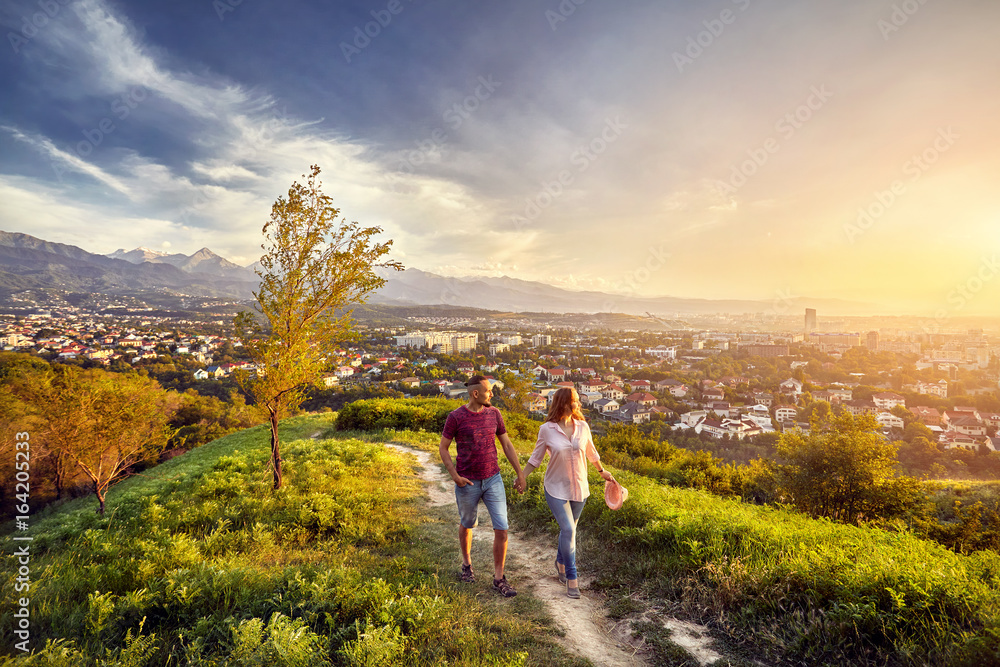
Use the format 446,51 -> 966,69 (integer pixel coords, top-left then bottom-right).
0,415 -> 587,666
506,465 -> 1000,666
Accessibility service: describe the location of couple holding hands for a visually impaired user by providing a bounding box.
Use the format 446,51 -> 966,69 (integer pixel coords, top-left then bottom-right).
438,375 -> 624,599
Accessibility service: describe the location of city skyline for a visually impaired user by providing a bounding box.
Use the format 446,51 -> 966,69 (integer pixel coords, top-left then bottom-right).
2,0 -> 999,315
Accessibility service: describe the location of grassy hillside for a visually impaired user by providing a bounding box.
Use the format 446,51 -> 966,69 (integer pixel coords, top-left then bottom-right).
0,415 -> 586,666
5,403 -> 1000,666
372,420 -> 1000,667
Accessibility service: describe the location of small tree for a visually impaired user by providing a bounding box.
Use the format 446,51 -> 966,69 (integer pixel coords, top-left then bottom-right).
236,165 -> 401,489
777,412 -> 901,523
12,365 -> 173,514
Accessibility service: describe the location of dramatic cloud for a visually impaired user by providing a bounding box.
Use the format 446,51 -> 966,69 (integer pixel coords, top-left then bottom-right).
1,0 -> 999,313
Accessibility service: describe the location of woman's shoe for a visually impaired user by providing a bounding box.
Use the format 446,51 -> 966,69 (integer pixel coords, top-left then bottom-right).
555,560 -> 567,584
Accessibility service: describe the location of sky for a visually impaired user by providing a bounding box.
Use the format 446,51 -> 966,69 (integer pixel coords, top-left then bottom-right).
1,0 -> 999,316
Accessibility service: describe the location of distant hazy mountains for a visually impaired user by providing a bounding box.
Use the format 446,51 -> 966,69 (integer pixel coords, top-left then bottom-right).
107,247 -> 257,281
0,230 -> 876,315
370,268 -> 876,316
0,231 -> 257,299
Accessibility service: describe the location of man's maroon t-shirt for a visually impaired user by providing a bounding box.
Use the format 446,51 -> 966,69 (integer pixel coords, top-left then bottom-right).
442,405 -> 508,480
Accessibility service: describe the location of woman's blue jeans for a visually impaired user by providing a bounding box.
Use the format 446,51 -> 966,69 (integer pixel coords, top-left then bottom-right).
544,489 -> 585,581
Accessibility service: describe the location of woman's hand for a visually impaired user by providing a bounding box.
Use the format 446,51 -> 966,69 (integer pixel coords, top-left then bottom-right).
514,473 -> 527,494
599,469 -> 614,482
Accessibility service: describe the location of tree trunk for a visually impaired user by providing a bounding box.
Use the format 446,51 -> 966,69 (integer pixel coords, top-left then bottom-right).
95,481 -> 106,515
269,409 -> 283,489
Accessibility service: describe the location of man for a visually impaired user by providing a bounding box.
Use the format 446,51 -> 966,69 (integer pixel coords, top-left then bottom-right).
439,374 -> 523,597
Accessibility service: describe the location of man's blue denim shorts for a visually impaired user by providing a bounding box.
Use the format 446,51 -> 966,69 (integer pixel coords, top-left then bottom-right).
454,472 -> 509,530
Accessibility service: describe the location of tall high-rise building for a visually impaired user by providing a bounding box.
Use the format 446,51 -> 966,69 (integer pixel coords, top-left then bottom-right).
866,331 -> 880,351
804,308 -> 817,332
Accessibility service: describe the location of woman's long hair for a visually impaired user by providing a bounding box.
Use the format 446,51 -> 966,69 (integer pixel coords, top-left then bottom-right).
546,387 -> 585,422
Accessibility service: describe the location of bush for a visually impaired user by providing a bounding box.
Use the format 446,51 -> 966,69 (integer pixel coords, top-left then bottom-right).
335,398 -> 461,432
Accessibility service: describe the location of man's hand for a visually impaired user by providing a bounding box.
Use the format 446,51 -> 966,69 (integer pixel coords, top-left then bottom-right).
453,475 -> 472,487
514,473 -> 526,494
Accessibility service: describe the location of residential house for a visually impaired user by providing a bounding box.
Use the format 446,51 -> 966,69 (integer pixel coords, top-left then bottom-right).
399,377 -> 421,388
844,400 -> 878,417
602,385 -> 626,401
615,401 -> 651,424
827,387 -> 853,402
873,392 -> 906,411
593,398 -> 621,415
524,392 -> 547,413
774,406 -> 797,423
911,406 -> 942,426
445,383 -> 469,400
876,412 -> 905,429
579,391 -> 604,406
750,391 -> 773,407
907,380 -> 948,398
709,402 -> 733,418
940,431 -> 980,451
701,387 -> 725,402
581,379 -> 608,393
547,367 -> 569,382
948,416 -> 987,437
779,378 -> 803,397
626,392 -> 657,407
680,410 -> 708,427
980,412 -> 1000,430
193,368 -> 210,380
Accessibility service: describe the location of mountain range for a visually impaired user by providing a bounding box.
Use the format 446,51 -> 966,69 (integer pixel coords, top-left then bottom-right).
0,230 -> 877,315
107,247 -> 256,281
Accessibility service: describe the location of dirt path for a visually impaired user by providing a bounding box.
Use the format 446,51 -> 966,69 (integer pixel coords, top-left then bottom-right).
384,443 -> 724,667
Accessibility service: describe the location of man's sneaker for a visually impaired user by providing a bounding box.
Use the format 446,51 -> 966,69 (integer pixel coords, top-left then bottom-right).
493,575 -> 517,597
460,564 -> 475,583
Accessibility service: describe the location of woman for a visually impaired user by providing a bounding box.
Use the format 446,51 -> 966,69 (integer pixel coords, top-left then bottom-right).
515,387 -> 613,598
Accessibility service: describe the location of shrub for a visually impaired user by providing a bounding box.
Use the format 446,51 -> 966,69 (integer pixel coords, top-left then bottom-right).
335,398 -> 461,433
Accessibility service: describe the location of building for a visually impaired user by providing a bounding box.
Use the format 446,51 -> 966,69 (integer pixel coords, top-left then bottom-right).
394,331 -> 478,353
872,392 -> 906,411
876,412 -> 904,429
866,331 -> 880,351
911,406 -> 942,426
645,345 -> 677,360
531,334 -> 552,347
805,308 -> 817,333
775,406 -> 797,422
808,332 -> 862,348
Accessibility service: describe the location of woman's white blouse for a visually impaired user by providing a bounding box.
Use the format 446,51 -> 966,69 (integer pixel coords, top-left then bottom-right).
527,420 -> 601,502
